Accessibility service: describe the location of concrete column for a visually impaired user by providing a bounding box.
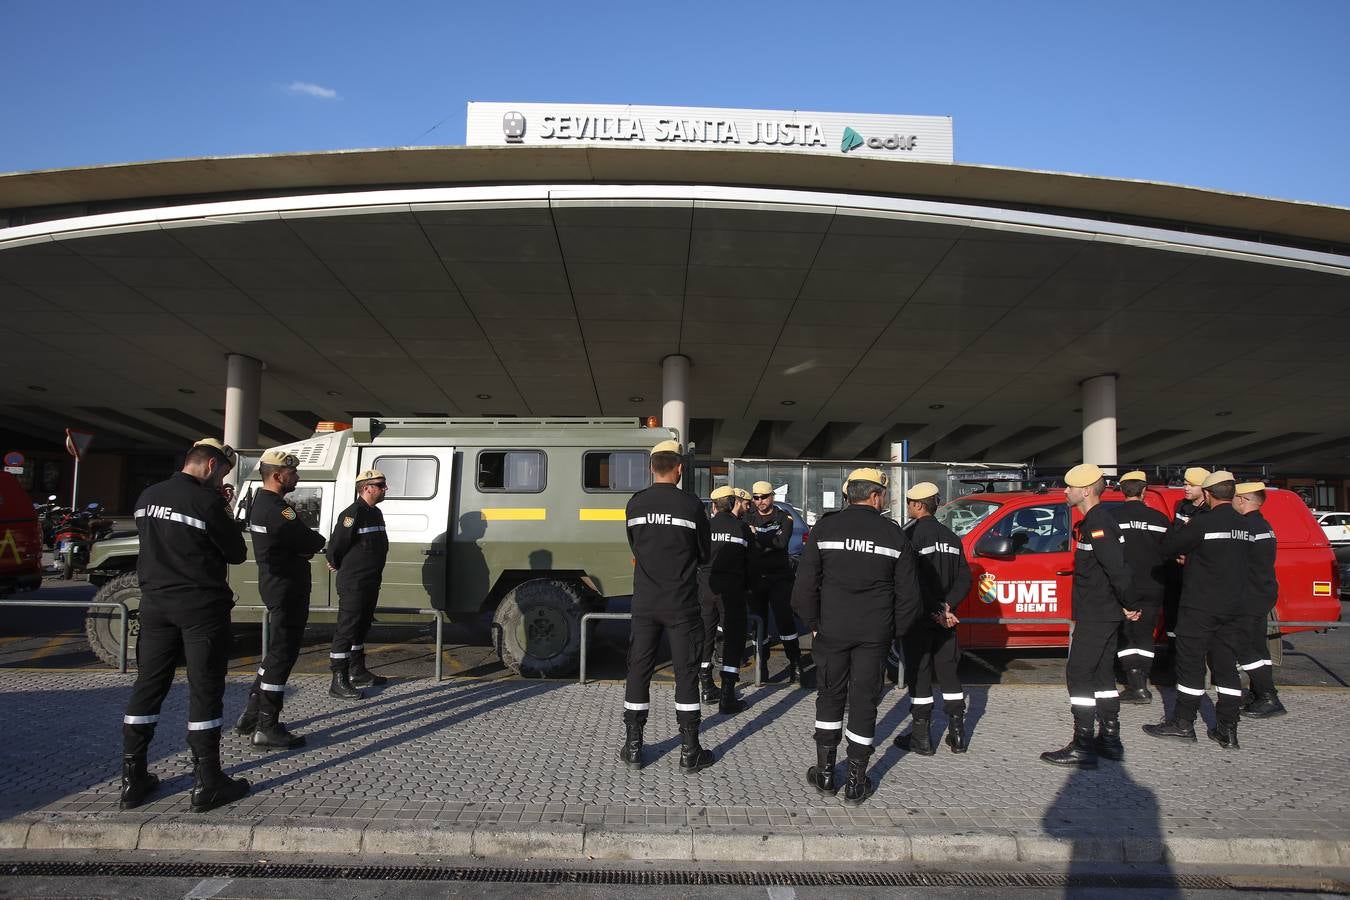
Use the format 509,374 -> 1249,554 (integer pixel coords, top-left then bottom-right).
224,353 -> 262,449
661,354 -> 690,447
1081,373 -> 1118,473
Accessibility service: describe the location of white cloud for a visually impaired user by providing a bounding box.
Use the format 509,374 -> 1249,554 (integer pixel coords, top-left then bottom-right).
285,81 -> 339,100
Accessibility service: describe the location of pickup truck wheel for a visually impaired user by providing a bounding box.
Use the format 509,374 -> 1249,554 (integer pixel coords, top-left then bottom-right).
86,571 -> 141,670
493,579 -> 589,678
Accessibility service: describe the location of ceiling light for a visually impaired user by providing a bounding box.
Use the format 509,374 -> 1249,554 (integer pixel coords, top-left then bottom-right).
780,400 -> 796,406
928,403 -> 944,410
476,393 -> 492,400
27,385 -> 46,392
628,396 -> 644,403
177,388 -> 195,395
326,390 -> 342,397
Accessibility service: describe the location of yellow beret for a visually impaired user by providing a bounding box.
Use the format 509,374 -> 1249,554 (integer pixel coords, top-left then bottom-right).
356,468 -> 385,484
1202,470 -> 1236,489
1118,470 -> 1148,483
260,448 -> 299,467
905,481 -> 940,501
651,439 -> 682,454
710,486 -> 735,500
751,481 -> 775,496
845,467 -> 889,488
1235,481 -> 1266,494
1064,463 -> 1104,487
732,488 -> 751,500
192,438 -> 236,466
1184,466 -> 1211,487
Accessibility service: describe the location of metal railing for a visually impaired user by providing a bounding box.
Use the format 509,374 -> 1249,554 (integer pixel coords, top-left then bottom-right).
579,613 -> 765,687
0,599 -> 129,673
241,605 -> 446,682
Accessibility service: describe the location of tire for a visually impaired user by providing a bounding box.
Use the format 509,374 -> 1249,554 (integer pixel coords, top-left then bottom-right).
493,579 -> 594,678
86,571 -> 141,670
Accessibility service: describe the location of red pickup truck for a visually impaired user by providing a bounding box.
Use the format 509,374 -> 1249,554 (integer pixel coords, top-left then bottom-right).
935,484 -> 1340,649
0,472 -> 43,598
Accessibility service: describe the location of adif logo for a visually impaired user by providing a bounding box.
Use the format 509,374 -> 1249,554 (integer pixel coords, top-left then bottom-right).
503,111 -> 526,143
841,126 -> 918,154
840,127 -> 864,154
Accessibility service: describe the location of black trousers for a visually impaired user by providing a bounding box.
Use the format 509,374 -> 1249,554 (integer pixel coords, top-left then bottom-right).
699,571 -> 748,683
253,590 -> 310,715
123,597 -> 231,759
1117,601 -> 1161,672
1173,607 -> 1245,727
330,581 -> 380,669
901,620 -> 964,716
1066,619 -> 1121,726
750,573 -> 800,654
813,634 -> 888,761
624,603 -> 703,726
1237,612 -> 1277,695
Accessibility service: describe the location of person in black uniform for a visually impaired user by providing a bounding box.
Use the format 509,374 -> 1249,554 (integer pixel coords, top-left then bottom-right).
1232,481 -> 1286,719
1041,464 -> 1136,769
1110,471 -> 1170,704
619,439 -> 714,771
1161,467 -> 1210,666
746,480 -> 803,684
792,468 -> 921,805
1144,471 -> 1250,749
894,482 -> 972,756
697,485 -> 751,715
325,468 -> 390,700
236,448 -> 326,749
120,438 -> 250,813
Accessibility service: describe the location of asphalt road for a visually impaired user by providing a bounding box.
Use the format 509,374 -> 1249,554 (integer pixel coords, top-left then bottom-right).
2,580 -> 1346,688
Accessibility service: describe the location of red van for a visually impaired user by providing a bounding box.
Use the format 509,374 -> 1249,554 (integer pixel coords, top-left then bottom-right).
935,484 -> 1340,650
0,472 -> 43,598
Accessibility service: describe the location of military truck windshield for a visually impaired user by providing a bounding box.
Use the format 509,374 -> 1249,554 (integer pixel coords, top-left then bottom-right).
936,498 -> 1002,536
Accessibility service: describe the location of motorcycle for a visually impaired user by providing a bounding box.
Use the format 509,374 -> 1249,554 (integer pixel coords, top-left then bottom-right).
34,495 -> 70,549
51,502 -> 112,580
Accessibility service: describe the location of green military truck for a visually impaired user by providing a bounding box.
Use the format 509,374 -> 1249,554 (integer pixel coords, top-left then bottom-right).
85,417 -> 676,677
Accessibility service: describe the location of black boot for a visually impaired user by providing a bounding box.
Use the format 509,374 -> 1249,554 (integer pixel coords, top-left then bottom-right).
349,651 -> 387,687
805,744 -> 837,794
1207,721 -> 1240,750
1095,716 -> 1125,761
718,676 -> 745,715
1141,716 -> 1197,742
945,713 -> 969,753
700,668 -> 719,704
678,719 -> 715,771
757,648 -> 771,684
784,643 -> 802,685
842,756 -> 874,805
617,719 -> 644,768
1120,668 -> 1153,704
234,691 -> 259,736
252,709 -> 306,750
118,754 -> 160,810
328,663 -> 364,700
1244,691 -> 1287,719
189,753 -> 250,813
1040,719 -> 1099,768
895,716 -> 936,756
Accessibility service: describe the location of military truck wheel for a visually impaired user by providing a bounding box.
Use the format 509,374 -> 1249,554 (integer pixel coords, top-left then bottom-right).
86,571 -> 141,670
494,579 -> 589,678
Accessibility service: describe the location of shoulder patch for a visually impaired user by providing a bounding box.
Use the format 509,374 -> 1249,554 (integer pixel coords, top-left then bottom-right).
1090,529 -> 1105,539
281,507 -> 297,521
342,515 -> 355,527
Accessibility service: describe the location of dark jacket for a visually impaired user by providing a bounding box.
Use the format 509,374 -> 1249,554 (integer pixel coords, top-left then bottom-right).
790,504 -> 922,643
746,504 -> 793,579
1071,503 -> 1133,621
1173,496 -> 1206,526
704,509 -> 751,578
326,499 -> 389,593
249,488 -> 326,605
1241,509 -> 1278,616
903,515 -> 972,618
1109,500 -> 1169,607
135,472 -> 247,609
1160,503 -> 1250,617
625,483 -> 711,612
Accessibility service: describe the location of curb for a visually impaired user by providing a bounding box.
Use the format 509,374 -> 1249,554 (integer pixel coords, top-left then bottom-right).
4,816 -> 1349,868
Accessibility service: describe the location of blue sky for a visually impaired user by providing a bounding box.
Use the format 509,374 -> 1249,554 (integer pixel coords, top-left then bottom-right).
4,1 -> 1348,205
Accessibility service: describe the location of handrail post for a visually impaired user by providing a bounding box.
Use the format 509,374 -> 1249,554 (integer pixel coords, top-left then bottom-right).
749,614 -> 764,687
117,601 -> 128,673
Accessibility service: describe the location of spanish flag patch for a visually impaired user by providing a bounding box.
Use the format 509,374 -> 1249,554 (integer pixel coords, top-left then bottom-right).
1090,529 -> 1105,539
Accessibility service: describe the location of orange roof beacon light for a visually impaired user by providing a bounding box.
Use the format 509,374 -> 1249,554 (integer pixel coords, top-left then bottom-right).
315,422 -> 352,433
643,416 -> 659,428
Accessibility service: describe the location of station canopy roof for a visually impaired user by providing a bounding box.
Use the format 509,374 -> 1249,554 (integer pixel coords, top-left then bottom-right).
1,145 -> 1348,473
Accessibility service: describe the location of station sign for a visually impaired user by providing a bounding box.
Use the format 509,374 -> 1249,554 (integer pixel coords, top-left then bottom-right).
466,102 -> 953,164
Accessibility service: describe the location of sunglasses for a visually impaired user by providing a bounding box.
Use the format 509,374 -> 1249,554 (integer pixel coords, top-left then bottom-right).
752,494 -> 773,500
368,482 -> 389,490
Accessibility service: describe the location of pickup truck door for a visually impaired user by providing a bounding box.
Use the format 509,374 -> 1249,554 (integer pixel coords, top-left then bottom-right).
963,501 -> 1075,649
357,448 -> 456,609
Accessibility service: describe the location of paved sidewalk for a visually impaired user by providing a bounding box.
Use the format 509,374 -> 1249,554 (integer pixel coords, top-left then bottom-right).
0,671 -> 1347,868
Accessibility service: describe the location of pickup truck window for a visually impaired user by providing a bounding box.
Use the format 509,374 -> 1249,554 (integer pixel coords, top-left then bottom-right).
987,503 -> 1071,554
936,499 -> 1001,536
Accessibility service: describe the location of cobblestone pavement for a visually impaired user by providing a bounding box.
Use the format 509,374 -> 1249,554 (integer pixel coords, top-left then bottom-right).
0,671 -> 1347,863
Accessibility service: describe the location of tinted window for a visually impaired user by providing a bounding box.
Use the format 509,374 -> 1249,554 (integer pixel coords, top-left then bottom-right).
936,499 -> 1002,536
988,504 -> 1071,554
373,456 -> 439,500
477,450 -> 546,493
583,451 -> 649,492
288,487 -> 324,529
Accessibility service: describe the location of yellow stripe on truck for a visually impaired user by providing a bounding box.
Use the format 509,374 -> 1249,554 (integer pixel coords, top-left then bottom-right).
579,509 -> 627,521
480,508 -> 547,521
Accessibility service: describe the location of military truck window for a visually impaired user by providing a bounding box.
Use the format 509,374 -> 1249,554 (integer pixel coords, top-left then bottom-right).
372,456 -> 439,500
288,487 -> 324,529
476,450 -> 546,493
583,450 -> 650,492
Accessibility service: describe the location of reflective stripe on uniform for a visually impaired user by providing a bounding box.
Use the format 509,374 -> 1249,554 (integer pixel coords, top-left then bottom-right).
1215,686 -> 1244,697
712,534 -> 748,545
623,701 -> 650,711
258,682 -> 286,692
699,661 -> 711,669
1241,659 -> 1272,670
1118,648 -> 1155,658
844,728 -> 873,746
1176,684 -> 1206,696
123,714 -> 159,725
1069,696 -> 1096,706
673,701 -> 701,712
351,644 -> 364,651
1203,532 -> 1247,541
1250,532 -> 1274,541
722,665 -> 738,675
909,696 -> 934,705
627,516 -> 698,530
247,524 -> 268,534
135,508 -> 208,531
1075,542 -> 1093,551
942,692 -> 965,701
330,652 -> 350,659
815,540 -> 902,559
1094,690 -> 1119,699
357,526 -> 386,534
779,632 -> 799,642
187,718 -> 224,731
814,720 -> 843,730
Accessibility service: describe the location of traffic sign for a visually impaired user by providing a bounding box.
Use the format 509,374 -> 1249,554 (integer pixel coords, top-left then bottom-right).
65,429 -> 94,460
2,451 -> 22,467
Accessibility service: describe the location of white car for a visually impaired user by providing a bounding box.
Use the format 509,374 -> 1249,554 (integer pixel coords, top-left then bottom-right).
1313,511 -> 1350,544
